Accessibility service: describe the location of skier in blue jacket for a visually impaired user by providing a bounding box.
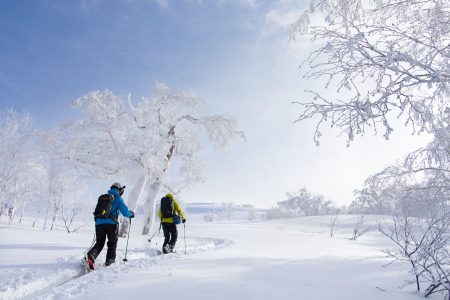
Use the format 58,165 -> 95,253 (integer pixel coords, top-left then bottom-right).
85,183 -> 134,269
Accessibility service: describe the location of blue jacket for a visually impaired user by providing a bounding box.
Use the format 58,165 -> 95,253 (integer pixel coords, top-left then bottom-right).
95,188 -> 133,225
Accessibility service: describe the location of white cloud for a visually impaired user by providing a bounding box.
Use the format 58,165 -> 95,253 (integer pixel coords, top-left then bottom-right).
265,9 -> 302,29
154,0 -> 170,9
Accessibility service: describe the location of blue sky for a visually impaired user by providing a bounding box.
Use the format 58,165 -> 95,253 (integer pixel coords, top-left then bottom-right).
0,0 -> 273,126
0,0 -> 431,208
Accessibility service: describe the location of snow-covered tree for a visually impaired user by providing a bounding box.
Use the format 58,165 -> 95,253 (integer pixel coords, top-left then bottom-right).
33,127 -> 98,231
221,202 -> 235,221
14,160 -> 47,224
43,160 -> 85,232
353,116 -> 449,217
291,0 -> 449,145
61,82 -> 244,235
0,110 -> 43,223
59,185 -> 92,234
290,4 -> 449,294
351,177 -> 398,214
269,187 -> 340,218
130,83 -> 244,234
248,205 -> 257,222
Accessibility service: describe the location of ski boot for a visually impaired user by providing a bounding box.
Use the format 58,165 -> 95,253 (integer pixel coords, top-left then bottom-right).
83,254 -> 95,271
105,259 -> 115,266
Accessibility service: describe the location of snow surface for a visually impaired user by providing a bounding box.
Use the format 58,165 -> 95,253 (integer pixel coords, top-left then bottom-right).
0,214 -> 439,300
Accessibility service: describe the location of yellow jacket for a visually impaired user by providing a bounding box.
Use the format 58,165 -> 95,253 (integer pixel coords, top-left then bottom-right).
158,199 -> 185,223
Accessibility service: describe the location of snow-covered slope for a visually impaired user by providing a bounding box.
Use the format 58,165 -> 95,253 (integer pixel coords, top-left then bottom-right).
0,215 -> 437,300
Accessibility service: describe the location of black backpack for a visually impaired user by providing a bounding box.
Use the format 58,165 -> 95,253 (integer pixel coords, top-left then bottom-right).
93,194 -> 117,222
160,196 -> 174,218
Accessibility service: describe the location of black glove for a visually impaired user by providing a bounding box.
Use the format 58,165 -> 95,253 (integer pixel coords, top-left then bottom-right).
182,218 -> 186,223
129,211 -> 135,219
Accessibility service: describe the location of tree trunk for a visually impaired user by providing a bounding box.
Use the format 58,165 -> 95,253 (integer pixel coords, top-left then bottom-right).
0,197 -> 4,220
8,187 -> 17,225
50,195 -> 62,231
33,206 -> 41,228
141,179 -> 163,235
119,175 -> 148,237
8,206 -> 15,224
8,178 -> 18,224
43,196 -> 51,231
19,200 -> 25,223
141,139 -> 176,235
0,181 -> 9,220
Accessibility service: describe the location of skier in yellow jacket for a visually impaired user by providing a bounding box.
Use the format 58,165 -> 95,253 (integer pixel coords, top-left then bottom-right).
158,194 -> 186,254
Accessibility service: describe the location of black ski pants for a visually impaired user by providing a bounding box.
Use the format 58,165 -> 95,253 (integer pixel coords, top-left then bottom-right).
88,223 -> 119,262
162,222 -> 178,248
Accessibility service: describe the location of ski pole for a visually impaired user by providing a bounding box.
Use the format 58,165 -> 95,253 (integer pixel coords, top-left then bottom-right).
147,222 -> 162,243
123,218 -> 132,262
183,223 -> 187,255
84,233 -> 96,256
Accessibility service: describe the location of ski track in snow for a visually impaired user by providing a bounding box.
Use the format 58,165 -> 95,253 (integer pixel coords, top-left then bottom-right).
1,236 -> 231,300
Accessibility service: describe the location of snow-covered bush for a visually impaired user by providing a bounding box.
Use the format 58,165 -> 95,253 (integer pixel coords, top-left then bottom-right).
203,213 -> 214,222
379,213 -> 450,299
350,215 -> 369,240
268,187 -> 341,219
329,215 -> 338,237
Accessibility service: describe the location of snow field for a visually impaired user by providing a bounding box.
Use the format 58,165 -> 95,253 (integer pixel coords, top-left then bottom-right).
0,215 -> 440,299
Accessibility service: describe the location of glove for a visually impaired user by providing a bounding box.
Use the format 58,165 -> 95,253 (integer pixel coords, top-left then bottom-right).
129,211 -> 135,219
182,218 -> 186,223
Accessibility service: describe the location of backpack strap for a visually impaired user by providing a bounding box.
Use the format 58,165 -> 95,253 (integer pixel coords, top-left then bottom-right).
110,194 -> 120,223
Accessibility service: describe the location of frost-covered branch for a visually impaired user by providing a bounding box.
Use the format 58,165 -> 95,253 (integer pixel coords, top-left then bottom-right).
379,213 -> 450,298
291,0 -> 449,144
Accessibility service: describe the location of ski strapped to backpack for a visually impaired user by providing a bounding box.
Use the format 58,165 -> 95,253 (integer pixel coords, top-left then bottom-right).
93,194 -> 118,222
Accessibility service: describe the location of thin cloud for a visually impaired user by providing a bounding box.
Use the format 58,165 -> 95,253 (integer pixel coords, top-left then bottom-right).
79,0 -> 105,14
235,0 -> 260,8
154,0 -> 170,9
217,0 -> 260,9
265,9 -> 302,29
